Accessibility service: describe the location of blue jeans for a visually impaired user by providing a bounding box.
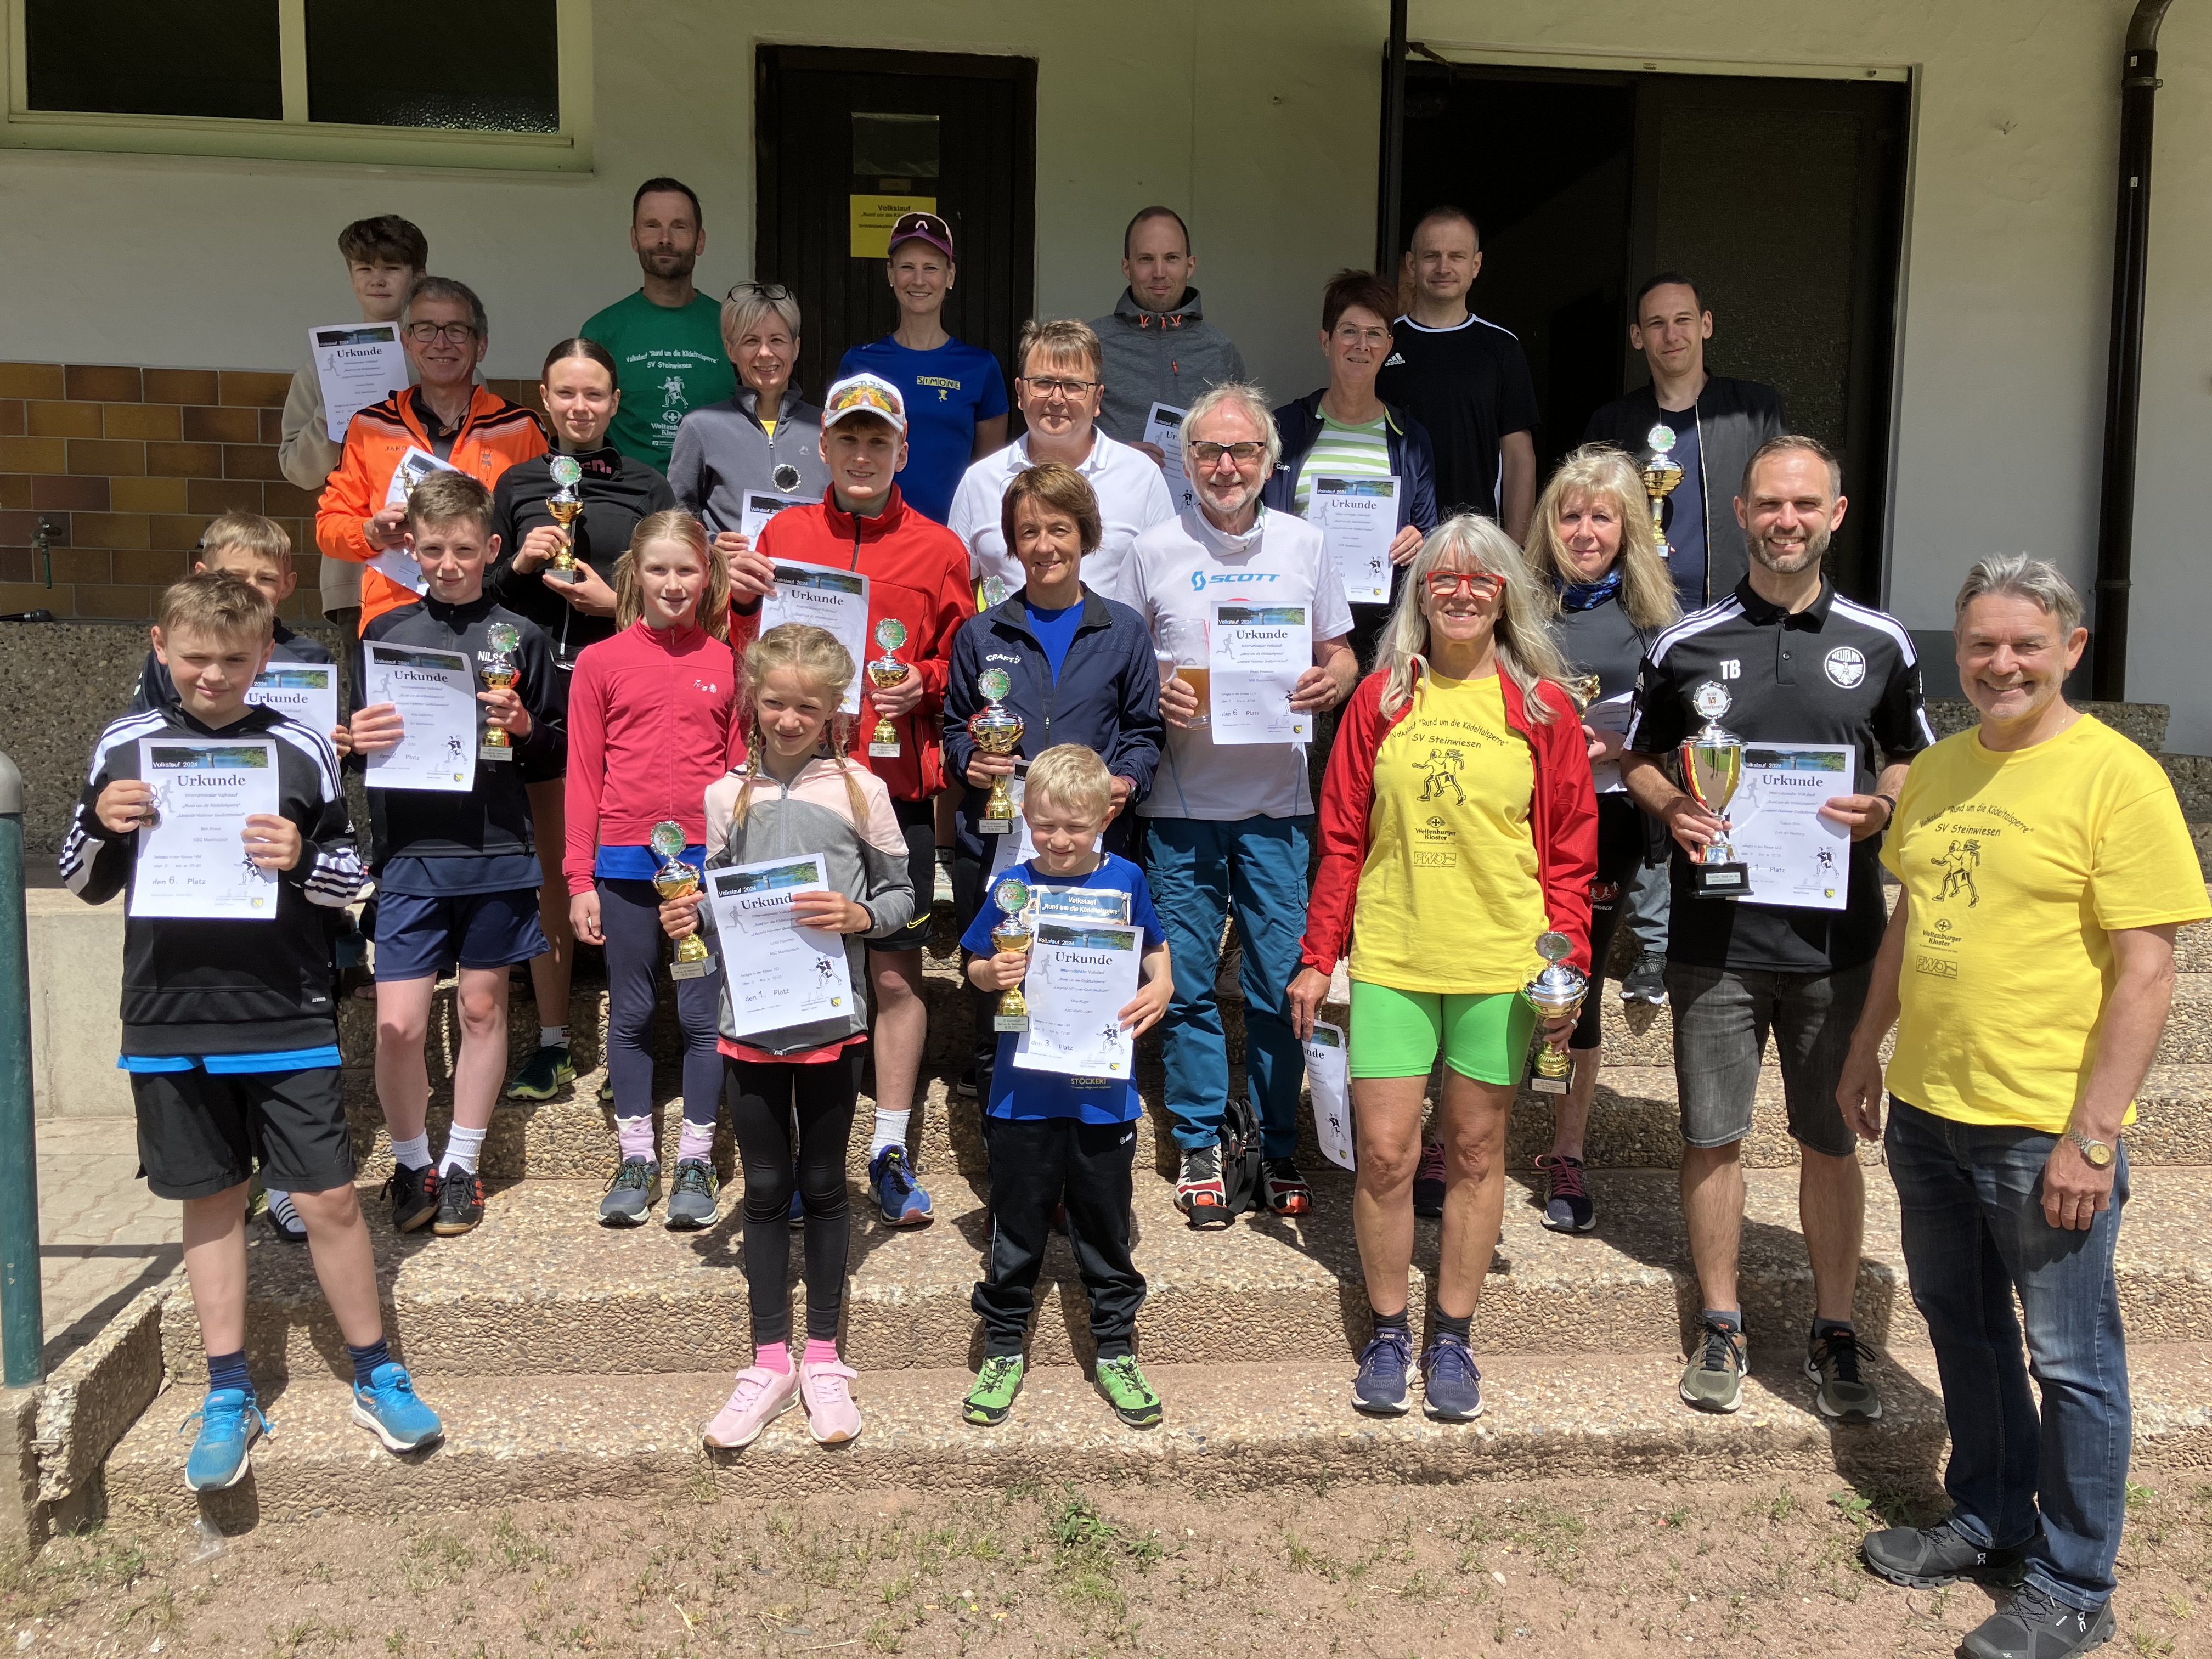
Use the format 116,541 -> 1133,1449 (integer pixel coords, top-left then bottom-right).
1145,815 -> 1311,1159
1886,1096 -> 2131,1611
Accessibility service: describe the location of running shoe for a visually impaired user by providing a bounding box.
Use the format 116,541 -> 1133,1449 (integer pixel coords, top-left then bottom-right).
1620,954 -> 1668,1006
868,1146 -> 933,1226
800,1356 -> 862,1443
180,1387 -> 266,1491
962,1355 -> 1026,1426
1536,1153 -> 1596,1233
1352,1327 -> 1413,1415
1959,1585 -> 2116,1659
1419,1332 -> 1484,1421
382,1162 -> 439,1233
1805,1325 -> 1884,1420
503,1045 -> 574,1102
1861,1519 -> 2029,1590
1262,1157 -> 1312,1216
1680,1317 -> 1747,1413
351,1362 -> 443,1452
262,1189 -> 308,1244
432,1166 -> 485,1236
1094,1355 -> 1163,1429
1412,1139 -> 1447,1218
664,1159 -> 721,1231
953,1065 -> 980,1100
1176,1145 -> 1230,1229
599,1156 -> 661,1227
702,1365 -> 802,1449
599,1079 -> 615,1104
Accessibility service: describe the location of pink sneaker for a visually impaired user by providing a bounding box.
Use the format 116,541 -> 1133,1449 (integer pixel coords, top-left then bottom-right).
701,1365 -> 800,1449
799,1357 -> 862,1444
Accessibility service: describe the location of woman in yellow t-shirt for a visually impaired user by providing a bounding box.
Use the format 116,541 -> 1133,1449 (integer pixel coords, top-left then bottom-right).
1290,514 -> 1598,1421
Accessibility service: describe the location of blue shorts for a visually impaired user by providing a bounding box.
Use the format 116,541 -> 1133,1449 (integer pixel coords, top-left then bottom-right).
373,887 -> 548,981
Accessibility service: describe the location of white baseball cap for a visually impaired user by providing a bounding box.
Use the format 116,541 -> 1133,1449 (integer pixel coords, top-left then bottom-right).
822,372 -> 907,434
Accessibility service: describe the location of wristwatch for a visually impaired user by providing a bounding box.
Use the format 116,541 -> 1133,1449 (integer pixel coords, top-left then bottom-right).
2065,1126 -> 2116,1169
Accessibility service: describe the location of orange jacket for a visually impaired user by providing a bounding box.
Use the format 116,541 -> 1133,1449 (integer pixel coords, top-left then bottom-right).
315,386 -> 548,631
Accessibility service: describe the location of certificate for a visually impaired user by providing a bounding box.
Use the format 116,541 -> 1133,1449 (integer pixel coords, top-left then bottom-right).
759,560 -> 870,716
1731,743 -> 1854,912
370,447 -> 462,596
738,491 -> 803,543
129,739 -> 280,921
984,776 -> 1037,884
1307,475 -> 1398,606
1304,1019 -> 1355,1171
705,854 -> 855,1038
1145,401 -> 1195,514
1208,601 -> 1310,746
1011,921 -> 1141,1080
362,642 -> 476,792
309,321 -> 408,443
1583,690 -> 1634,793
247,663 -> 339,738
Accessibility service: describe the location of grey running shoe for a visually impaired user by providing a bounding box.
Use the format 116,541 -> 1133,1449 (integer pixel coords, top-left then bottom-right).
1679,1317 -> 1746,1413
1620,953 -> 1668,1005
1806,1325 -> 1883,1420
1861,1519 -> 2028,1590
599,1156 -> 661,1226
1960,1584 -> 2116,1659
664,1158 -> 721,1231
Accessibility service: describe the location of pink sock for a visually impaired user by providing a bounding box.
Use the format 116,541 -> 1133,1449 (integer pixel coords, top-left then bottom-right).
616,1115 -> 655,1161
754,1341 -> 791,1374
803,1339 -> 840,1367
677,1120 -> 715,1164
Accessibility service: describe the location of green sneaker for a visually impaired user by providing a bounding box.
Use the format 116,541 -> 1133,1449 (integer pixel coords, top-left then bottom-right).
962,1355 -> 1025,1426
504,1045 -> 574,1101
1680,1317 -> 1747,1413
1094,1355 -> 1162,1429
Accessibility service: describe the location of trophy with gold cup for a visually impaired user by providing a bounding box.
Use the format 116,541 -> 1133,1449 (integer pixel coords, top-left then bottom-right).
989,877 -> 1035,1033
1520,930 -> 1589,1097
969,667 -> 1025,835
651,821 -> 714,980
478,622 -> 521,762
1642,424 -> 1684,560
866,619 -> 909,758
546,454 -> 584,582
1561,673 -> 1603,714
1680,681 -> 1750,899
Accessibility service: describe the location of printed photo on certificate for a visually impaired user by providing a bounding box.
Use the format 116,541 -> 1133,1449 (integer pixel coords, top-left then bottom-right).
759,562 -> 870,715
738,492 -> 801,543
246,664 -> 339,737
129,739 -> 280,921
1306,475 -> 1398,606
706,854 -> 855,1037
1011,921 -> 1142,1080
1208,601 -> 1310,746
1732,743 -> 1854,912
362,642 -> 476,792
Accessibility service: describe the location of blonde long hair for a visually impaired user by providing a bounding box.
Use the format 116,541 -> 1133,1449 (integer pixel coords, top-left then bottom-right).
1523,445 -> 1680,633
614,510 -> 731,641
1376,514 -> 1570,723
731,623 -> 868,828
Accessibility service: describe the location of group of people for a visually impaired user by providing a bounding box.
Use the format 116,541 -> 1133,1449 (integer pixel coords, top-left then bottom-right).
61,180 -> 2204,1659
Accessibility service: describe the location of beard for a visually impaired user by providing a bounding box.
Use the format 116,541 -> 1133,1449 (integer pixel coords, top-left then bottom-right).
639,244 -> 696,279
1748,517 -> 1831,575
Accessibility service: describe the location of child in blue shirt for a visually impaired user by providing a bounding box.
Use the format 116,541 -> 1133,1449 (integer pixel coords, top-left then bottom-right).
958,744 -> 1171,1430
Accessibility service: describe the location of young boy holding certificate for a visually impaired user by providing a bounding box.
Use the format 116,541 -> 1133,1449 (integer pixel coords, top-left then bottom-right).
349,471 -> 566,1240
957,745 -> 1173,1430
60,571 -> 444,1492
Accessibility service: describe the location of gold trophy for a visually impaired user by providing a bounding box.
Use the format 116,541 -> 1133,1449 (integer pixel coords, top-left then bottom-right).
1561,672 -> 1603,713
478,622 -> 521,761
1641,423 -> 1683,559
546,454 -> 584,583
1520,930 -> 1589,1096
865,618 -> 909,757
651,821 -> 714,980
1680,681 -> 1750,899
989,877 -> 1035,1033
969,667 -> 1025,834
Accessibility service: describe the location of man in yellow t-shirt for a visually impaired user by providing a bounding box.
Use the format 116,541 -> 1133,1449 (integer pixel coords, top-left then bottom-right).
1836,557 -> 2207,1659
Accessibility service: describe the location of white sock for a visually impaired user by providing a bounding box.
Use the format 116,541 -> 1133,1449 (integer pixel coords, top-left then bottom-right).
870,1108 -> 909,1158
439,1124 -> 488,1177
390,1132 -> 432,1171
539,1025 -> 568,1050
264,1188 -> 295,1218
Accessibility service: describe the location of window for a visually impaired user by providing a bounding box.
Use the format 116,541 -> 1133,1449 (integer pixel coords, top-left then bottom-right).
3,0 -> 590,168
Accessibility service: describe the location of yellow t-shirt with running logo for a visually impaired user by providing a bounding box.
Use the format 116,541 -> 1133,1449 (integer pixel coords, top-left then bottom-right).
1880,714 -> 2209,1132
1349,672 -> 1548,993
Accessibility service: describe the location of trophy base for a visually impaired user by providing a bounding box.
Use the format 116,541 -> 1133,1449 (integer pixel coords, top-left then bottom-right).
669,957 -> 714,981
1690,861 -> 1750,900
550,565 -> 582,584
478,743 -> 511,762
978,817 -> 1012,837
993,1014 -> 1029,1034
867,742 -> 901,758
1530,1074 -> 1569,1097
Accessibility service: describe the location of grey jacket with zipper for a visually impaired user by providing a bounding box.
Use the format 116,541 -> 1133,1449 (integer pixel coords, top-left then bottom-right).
1091,287 -> 1250,445
668,385 -> 831,535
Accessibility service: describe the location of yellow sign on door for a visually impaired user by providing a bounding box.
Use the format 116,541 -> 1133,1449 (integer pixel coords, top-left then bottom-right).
850,195 -> 938,260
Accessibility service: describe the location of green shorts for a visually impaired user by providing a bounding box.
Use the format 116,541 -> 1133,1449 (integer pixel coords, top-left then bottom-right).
1347,981 -> 1536,1085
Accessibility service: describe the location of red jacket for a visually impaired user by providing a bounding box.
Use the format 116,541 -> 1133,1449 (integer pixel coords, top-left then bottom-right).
1301,669 -> 1599,976
755,486 -> 976,799
563,620 -> 744,895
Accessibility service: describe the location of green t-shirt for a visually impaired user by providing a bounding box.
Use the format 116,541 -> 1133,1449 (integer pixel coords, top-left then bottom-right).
578,290 -> 736,471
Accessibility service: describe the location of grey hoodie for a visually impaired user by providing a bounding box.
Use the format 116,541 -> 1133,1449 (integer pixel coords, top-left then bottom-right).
1092,287 -> 1250,444
667,385 -> 831,535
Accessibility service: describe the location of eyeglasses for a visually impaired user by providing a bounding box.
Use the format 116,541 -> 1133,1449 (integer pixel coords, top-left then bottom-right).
1424,569 -> 1504,601
1019,376 -> 1100,398
726,281 -> 794,303
404,321 -> 478,345
1331,324 -> 1393,348
1188,440 -> 1269,466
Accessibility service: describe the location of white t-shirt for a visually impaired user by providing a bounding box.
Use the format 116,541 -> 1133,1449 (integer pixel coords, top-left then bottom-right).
1110,506 -> 1356,822
947,431 -> 1176,606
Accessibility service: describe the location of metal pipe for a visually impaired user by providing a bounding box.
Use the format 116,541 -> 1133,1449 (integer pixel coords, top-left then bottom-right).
2091,0 -> 2174,699
0,754 -> 42,1388
1377,0 -> 1408,276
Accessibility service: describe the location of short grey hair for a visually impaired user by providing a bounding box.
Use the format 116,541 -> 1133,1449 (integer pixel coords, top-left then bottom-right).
1953,554 -> 2084,638
403,274 -> 487,337
721,281 -> 803,357
1180,382 -> 1282,472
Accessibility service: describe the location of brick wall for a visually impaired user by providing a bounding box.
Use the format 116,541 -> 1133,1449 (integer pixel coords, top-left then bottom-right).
0,362 -> 545,624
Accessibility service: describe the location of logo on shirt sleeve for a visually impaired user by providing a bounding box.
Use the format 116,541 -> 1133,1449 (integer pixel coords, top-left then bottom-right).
1825,646 -> 1867,688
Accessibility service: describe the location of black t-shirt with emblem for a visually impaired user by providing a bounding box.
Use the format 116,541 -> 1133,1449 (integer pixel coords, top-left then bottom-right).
1626,577 -> 1936,973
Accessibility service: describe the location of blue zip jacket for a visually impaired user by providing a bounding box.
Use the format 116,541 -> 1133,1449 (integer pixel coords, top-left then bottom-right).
1261,392 -> 1441,608
941,585 -> 1165,862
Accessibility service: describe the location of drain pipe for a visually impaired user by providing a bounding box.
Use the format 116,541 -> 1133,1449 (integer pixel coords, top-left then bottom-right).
1376,0 -> 1408,278
2091,0 -> 2174,700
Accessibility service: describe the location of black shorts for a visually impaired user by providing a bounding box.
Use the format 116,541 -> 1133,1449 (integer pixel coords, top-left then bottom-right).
132,1065 -> 356,1201
866,795 -> 938,953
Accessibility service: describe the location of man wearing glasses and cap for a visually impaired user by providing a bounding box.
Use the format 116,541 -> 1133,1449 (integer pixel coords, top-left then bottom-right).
838,211 -> 1010,524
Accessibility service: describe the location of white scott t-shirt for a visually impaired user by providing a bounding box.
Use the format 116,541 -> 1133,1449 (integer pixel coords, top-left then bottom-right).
1110,506 -> 1356,821
947,431 -> 1176,607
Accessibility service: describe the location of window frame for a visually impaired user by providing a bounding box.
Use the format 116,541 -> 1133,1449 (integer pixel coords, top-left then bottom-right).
1,0 -> 593,171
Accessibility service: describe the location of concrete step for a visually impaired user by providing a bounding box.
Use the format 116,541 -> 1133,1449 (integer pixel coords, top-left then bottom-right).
103,1342 -> 2212,1523
163,1162 -> 2212,1385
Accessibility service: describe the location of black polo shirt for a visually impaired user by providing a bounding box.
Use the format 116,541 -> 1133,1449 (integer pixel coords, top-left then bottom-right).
1626,577 -> 1936,974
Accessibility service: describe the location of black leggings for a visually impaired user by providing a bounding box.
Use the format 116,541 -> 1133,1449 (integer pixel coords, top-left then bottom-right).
1572,794 -> 1654,1052
727,1048 -> 862,1345
600,877 -> 721,1126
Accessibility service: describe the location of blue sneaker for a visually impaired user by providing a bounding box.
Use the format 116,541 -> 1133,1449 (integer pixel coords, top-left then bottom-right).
1352,1327 -> 1412,1415
868,1146 -> 933,1227
181,1386 -> 267,1491
1420,1333 -> 1485,1421
351,1361 -> 444,1453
